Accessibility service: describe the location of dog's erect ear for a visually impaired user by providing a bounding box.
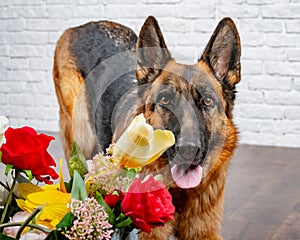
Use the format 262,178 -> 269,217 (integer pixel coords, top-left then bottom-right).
200,18 -> 241,86
136,16 -> 171,84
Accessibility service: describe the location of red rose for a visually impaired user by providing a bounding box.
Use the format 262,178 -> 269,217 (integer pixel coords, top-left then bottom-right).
121,175 -> 175,233
0,127 -> 59,184
105,191 -> 124,208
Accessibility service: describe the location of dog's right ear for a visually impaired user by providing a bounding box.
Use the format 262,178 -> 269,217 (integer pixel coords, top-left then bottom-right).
136,16 -> 171,84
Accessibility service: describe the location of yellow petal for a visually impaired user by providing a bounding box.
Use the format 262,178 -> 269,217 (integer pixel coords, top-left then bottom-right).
27,190 -> 70,206
121,129 -> 175,168
17,183 -> 43,199
16,199 -> 36,212
113,114 -> 175,168
59,159 -> 67,193
41,184 -> 59,191
39,204 -> 70,221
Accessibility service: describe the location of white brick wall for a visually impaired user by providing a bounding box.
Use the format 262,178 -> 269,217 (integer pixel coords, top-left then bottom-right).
0,0 -> 299,147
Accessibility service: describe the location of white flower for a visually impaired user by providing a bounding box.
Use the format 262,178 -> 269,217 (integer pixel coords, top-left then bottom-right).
0,116 -> 9,148
3,211 -> 31,238
20,232 -> 47,240
3,211 -> 48,239
113,114 -> 175,168
0,184 -> 9,206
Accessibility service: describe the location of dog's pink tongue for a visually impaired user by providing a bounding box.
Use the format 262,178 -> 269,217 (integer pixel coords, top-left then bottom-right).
171,164 -> 203,189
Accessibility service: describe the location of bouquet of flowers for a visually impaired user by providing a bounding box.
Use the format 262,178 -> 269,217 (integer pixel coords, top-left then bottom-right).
0,114 -> 176,240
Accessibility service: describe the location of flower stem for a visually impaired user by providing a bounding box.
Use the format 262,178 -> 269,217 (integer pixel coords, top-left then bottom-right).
15,206 -> 43,239
0,169 -> 20,225
0,222 -> 52,233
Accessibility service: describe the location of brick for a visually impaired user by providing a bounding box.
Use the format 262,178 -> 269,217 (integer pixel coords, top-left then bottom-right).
37,119 -> 59,132
241,60 -> 263,75
234,104 -> 287,119
286,20 -> 300,33
34,94 -> 58,107
247,75 -> 292,91
72,0 -> 100,5
274,133 -> 300,148
6,70 -> 32,81
294,79 -> 300,91
0,94 -> 7,104
5,19 -> 24,32
159,18 -> 193,33
106,5 -> 176,19
29,58 -> 52,71
243,47 -> 286,61
47,6 -> 72,19
236,89 -> 264,104
104,0 -> 137,4
10,32 -> 48,45
265,62 -> 300,76
247,0 -> 288,4
8,93 -> 36,106
0,6 -> 21,19
234,118 -> 300,135
0,46 -> 9,56
72,5 -> 104,18
25,19 -> 49,31
238,132 -> 278,146
143,0 -> 181,3
21,6 -> 48,18
10,45 -> 47,57
0,81 -> 27,93
264,33 -> 300,47
0,33 -> 12,45
10,0 -> 44,5
0,56 -> 11,69
219,3 -> 259,18
264,90 -> 300,105
287,48 -> 300,62
262,4 -> 300,19
175,4 -> 215,19
177,33 -> 210,47
194,19 -> 218,33
282,106 -> 300,120
9,57 -> 29,70
241,32 -> 264,47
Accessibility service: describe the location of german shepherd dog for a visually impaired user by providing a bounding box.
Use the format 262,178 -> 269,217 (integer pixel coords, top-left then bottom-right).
53,16 -> 241,239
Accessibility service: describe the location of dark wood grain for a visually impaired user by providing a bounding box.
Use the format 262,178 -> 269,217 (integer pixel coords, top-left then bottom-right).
222,145 -> 300,240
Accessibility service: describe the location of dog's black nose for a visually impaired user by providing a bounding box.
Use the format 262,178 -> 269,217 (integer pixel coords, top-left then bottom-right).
178,144 -> 199,162
176,138 -> 200,163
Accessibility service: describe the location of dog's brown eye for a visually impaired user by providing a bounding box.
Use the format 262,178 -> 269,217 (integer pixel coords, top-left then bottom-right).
160,96 -> 170,105
203,96 -> 214,108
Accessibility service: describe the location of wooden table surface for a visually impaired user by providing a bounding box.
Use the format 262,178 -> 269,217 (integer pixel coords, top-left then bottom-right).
222,144 -> 300,240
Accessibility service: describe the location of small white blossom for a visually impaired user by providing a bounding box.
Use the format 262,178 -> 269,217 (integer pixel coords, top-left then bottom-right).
0,116 -> 9,148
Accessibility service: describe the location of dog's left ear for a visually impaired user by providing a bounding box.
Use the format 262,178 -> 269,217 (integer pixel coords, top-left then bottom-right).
200,18 -> 241,86
136,16 -> 171,84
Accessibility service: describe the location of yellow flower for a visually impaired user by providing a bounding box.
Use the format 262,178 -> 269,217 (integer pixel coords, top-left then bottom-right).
113,114 -> 175,168
16,159 -> 70,228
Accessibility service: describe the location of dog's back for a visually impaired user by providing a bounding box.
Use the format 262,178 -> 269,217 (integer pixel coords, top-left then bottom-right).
53,21 -> 137,160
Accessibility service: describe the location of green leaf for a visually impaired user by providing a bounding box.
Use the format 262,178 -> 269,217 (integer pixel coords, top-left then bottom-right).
95,191 -> 116,225
56,211 -> 73,229
69,142 -> 88,178
71,170 -> 88,201
44,230 -> 69,240
116,217 -> 132,228
0,233 -> 16,240
4,164 -> 13,176
24,169 -> 33,182
0,151 -> 2,162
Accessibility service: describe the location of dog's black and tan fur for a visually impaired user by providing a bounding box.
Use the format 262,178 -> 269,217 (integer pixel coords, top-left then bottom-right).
53,16 -> 241,239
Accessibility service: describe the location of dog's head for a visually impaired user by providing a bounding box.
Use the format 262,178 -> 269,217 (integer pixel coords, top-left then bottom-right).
117,16 -> 241,189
